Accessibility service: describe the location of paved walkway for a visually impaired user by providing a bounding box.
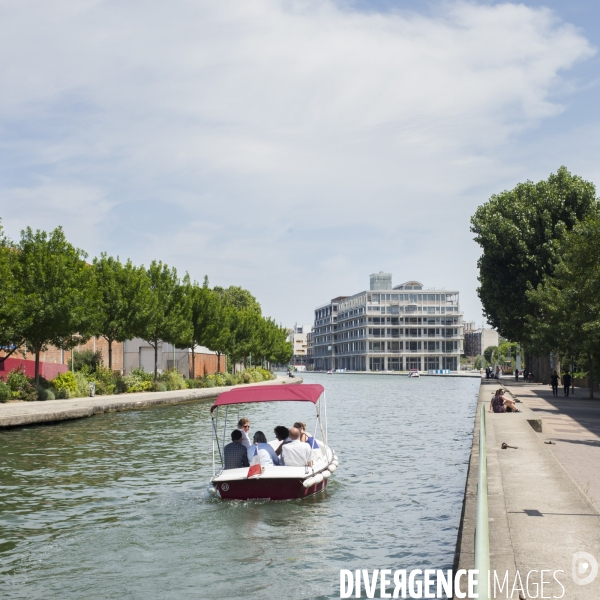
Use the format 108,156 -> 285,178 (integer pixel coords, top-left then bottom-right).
0,376 -> 301,428
504,380 -> 600,512
455,379 -> 600,599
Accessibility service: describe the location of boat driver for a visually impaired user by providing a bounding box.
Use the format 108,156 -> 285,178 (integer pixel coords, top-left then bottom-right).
281,427 -> 313,467
224,430 -> 250,469
237,418 -> 251,448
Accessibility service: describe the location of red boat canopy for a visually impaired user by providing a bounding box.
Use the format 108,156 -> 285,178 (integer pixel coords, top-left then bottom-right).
210,383 -> 324,412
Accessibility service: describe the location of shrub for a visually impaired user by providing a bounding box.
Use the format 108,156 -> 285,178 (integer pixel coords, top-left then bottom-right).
158,368 -> 186,391
6,367 -> 38,402
153,382 -> 167,392
0,381 -> 10,403
74,372 -> 91,397
72,349 -> 103,373
91,366 -> 118,395
225,373 -> 236,386
204,378 -> 216,388
131,367 -> 153,382
123,370 -> 154,393
185,378 -> 205,389
36,386 -> 55,401
52,371 -> 79,396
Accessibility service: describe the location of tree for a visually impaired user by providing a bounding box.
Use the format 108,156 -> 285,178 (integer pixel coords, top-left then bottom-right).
527,215 -> 600,397
0,222 -> 28,364
471,167 -> 597,348
12,227 -> 94,382
213,285 -> 262,314
177,276 -> 218,379
483,345 -> 498,364
134,261 -> 192,381
92,254 -> 150,370
204,297 -> 231,373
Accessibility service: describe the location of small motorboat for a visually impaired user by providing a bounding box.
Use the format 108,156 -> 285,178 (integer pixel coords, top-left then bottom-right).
326,370 -> 333,374
207,383 -> 338,501
408,369 -> 420,378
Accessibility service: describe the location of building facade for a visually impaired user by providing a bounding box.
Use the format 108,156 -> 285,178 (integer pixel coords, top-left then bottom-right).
312,274 -> 464,372
287,324 -> 312,367
463,328 -> 499,358
312,296 -> 347,371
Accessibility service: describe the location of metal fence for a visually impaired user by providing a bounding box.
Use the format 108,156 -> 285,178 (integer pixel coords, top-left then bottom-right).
474,402 -> 490,599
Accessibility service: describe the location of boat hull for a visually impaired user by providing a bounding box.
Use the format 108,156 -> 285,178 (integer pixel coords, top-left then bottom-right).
216,477 -> 327,501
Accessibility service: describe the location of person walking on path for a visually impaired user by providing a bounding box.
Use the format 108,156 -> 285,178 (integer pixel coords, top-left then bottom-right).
550,370 -> 559,397
562,370 -> 572,397
515,368 -> 519,382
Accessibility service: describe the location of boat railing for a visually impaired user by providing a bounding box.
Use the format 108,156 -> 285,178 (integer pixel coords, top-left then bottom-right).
474,402 -> 490,599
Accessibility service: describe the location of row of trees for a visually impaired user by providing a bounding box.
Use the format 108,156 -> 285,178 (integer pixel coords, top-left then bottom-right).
471,166 -> 599,393
0,224 -> 292,382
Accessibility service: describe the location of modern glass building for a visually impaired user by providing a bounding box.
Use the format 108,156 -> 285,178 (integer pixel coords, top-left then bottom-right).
312,274 -> 463,372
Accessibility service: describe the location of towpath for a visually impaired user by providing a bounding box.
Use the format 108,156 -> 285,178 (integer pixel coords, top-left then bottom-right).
455,378 -> 600,599
0,375 -> 301,429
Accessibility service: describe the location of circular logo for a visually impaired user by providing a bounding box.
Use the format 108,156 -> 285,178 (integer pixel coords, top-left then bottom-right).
573,552 -> 598,586
221,483 -> 229,492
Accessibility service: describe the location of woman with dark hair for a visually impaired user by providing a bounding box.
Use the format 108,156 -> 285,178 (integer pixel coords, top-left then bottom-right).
273,425 -> 290,456
248,430 -> 280,467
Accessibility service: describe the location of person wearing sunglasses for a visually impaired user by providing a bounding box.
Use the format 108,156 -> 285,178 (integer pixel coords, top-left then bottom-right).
237,418 -> 251,448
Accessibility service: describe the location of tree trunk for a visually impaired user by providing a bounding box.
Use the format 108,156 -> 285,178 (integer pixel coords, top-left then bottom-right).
108,340 -> 113,370
154,343 -> 158,382
217,352 -> 221,373
191,347 -> 196,379
35,345 -> 41,383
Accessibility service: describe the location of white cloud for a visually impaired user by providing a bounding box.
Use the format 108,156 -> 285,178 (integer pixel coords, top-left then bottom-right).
0,0 -> 595,323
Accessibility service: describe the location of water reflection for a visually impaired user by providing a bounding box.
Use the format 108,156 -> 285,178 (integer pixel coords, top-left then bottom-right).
0,373 -> 479,599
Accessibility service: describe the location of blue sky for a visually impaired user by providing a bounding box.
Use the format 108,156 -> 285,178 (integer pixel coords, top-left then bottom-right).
0,0 -> 599,328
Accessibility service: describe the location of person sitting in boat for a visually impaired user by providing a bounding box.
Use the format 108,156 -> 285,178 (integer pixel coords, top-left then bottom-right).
489,389 -> 520,413
248,431 -> 280,467
237,418 -> 251,448
281,427 -> 313,467
293,421 -> 319,449
273,425 -> 291,456
224,430 -> 250,469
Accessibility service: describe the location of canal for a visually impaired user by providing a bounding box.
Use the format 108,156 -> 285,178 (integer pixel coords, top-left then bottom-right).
0,373 -> 480,599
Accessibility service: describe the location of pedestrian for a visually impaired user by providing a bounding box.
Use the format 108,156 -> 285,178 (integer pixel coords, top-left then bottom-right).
495,366 -> 500,379
550,370 -> 559,397
562,370 -> 572,397
515,368 -> 519,382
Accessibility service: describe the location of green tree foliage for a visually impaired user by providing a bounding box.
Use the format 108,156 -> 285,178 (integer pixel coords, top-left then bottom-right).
13,227 -> 94,382
92,254 -> 150,369
483,345 -> 497,364
471,167 -> 597,346
0,222 -> 27,362
134,261 -> 192,381
176,276 -> 219,379
527,215 -> 600,397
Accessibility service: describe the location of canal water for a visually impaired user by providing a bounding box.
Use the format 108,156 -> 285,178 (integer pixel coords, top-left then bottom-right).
0,373 -> 479,599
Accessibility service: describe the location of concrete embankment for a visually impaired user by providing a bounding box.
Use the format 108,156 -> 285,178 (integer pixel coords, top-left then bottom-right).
0,376 -> 301,429
454,379 -> 600,599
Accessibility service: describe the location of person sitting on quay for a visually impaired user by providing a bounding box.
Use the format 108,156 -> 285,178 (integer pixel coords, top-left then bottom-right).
281,427 -> 313,467
248,431 -> 280,467
489,388 -> 520,413
237,418 -> 251,448
294,421 -> 319,449
273,425 -> 291,456
224,430 -> 250,469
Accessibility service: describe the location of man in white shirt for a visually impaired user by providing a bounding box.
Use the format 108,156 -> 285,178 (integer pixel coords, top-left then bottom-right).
281,427 -> 313,467
237,418 -> 251,449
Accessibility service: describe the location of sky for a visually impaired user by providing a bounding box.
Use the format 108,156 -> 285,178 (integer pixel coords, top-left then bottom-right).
1,0 -> 599,328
